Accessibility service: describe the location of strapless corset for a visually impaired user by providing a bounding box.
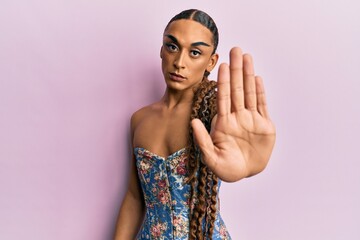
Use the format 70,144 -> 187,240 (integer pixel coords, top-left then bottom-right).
134,147 -> 232,240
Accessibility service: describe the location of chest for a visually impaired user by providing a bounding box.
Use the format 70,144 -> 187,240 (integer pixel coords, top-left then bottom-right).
133,109 -> 191,157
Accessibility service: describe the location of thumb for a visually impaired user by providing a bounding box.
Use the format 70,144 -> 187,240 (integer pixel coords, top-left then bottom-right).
191,119 -> 217,169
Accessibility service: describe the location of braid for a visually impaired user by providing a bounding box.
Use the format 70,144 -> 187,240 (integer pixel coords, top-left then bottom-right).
208,172 -> 219,236
205,168 -> 213,237
206,78 -> 219,237
187,77 -> 218,239
196,163 -> 207,240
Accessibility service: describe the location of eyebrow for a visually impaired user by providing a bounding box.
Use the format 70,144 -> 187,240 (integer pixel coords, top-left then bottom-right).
164,34 -> 211,47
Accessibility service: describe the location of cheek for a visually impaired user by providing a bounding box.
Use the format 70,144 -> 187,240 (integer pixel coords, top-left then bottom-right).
161,53 -> 171,70
191,60 -> 209,75
161,52 -> 173,66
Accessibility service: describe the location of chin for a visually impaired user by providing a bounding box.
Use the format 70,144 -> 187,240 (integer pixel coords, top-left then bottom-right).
165,80 -> 183,90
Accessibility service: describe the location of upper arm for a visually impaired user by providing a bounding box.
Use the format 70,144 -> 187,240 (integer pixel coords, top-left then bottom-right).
126,111 -> 144,200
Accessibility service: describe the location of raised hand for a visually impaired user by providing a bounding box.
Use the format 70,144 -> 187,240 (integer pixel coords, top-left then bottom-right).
191,47 -> 276,182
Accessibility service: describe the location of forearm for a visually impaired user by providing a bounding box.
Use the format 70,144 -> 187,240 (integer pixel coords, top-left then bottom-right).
113,192 -> 146,240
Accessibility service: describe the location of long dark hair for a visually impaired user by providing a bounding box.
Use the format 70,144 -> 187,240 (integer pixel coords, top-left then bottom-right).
165,9 -> 220,240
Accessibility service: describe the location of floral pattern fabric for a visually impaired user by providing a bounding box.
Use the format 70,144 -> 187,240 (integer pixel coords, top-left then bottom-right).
134,147 -> 232,240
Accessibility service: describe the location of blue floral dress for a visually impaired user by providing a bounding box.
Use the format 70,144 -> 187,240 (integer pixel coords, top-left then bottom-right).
134,147 -> 232,240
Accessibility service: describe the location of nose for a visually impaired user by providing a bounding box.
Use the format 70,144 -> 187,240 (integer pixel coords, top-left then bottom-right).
173,50 -> 186,69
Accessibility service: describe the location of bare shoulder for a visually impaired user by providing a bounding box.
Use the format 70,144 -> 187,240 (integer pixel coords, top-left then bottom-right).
130,102 -> 161,133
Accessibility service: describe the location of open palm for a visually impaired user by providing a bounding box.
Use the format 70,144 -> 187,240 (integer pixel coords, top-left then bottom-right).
191,47 -> 276,182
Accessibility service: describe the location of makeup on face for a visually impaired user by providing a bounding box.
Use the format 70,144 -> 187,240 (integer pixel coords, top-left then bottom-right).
161,19 -> 217,91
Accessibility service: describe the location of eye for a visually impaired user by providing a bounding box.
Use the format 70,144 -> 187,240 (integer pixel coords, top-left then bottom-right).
190,50 -> 201,57
165,43 -> 178,52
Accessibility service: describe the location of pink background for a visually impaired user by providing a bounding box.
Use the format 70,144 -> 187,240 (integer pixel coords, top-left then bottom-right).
1,0 -> 359,239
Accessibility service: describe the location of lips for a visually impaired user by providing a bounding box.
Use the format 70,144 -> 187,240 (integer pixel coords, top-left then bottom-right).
169,72 -> 186,82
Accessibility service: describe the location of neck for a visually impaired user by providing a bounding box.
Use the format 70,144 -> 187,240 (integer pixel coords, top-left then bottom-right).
161,87 -> 196,109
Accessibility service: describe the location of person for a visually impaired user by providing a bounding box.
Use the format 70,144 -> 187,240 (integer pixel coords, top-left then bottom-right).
113,9 -> 276,240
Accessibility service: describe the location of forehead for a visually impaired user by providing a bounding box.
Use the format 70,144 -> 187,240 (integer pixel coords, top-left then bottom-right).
164,19 -> 213,46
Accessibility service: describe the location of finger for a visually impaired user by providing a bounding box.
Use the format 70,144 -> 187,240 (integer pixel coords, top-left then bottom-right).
229,47 -> 245,111
191,119 -> 217,169
217,63 -> 231,116
243,54 -> 257,111
255,76 -> 270,119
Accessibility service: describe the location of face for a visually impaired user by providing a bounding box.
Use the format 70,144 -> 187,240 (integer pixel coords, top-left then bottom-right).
160,19 -> 219,92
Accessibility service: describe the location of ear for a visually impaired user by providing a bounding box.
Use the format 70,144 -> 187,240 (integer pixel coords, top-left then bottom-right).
160,46 -> 163,59
206,53 -> 219,72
